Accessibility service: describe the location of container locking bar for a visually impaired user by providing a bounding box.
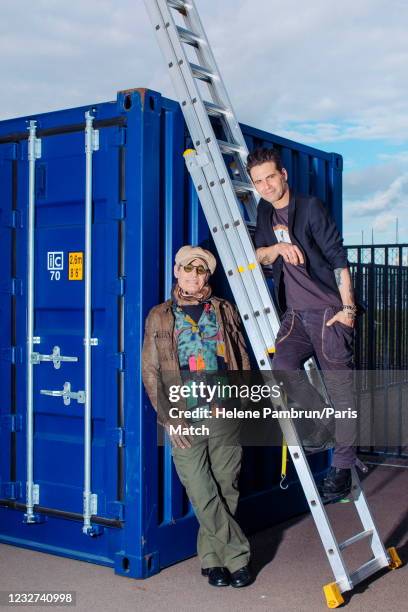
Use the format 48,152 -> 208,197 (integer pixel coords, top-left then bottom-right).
24,120 -> 42,524
82,111 -> 100,536
31,345 -> 79,369
40,382 -> 85,406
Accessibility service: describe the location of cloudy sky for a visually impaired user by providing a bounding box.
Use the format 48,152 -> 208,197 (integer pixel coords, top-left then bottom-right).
1,0 -> 407,244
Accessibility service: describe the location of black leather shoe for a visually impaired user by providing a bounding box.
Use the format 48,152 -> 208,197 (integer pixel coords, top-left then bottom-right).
319,467 -> 352,502
205,567 -> 230,587
230,565 -> 253,588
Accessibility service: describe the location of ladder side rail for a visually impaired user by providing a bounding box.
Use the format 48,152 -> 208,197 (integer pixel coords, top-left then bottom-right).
186,155 -> 279,359
181,1 -> 258,195
149,0 -> 258,219
278,435 -> 353,592
190,156 -> 282,342
350,469 -> 390,567
146,1 -> 280,348
148,0 -> 332,394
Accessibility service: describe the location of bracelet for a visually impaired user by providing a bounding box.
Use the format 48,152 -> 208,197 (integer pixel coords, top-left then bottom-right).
342,304 -> 357,313
342,305 -> 357,319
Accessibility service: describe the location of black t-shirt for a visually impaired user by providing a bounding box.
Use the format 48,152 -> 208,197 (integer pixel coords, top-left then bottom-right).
273,205 -> 341,309
181,304 -> 205,322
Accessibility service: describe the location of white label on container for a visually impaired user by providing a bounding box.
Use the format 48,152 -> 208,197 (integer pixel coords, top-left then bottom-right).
47,251 -> 64,271
47,251 -> 64,281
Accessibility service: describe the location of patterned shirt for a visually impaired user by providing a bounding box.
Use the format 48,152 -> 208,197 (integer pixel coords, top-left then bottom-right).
173,302 -> 226,371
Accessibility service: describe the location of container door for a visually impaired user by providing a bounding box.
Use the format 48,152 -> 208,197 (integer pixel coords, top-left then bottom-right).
15,124 -> 124,521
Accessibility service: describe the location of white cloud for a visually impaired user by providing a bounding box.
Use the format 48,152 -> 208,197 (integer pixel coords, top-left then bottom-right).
278,112 -> 408,144
200,0 -> 408,144
0,0 -> 407,147
377,151 -> 408,163
344,157 -> 408,199
343,164 -> 408,244
372,212 -> 399,232
0,0 -> 406,243
345,172 -> 408,217
0,0 -> 164,118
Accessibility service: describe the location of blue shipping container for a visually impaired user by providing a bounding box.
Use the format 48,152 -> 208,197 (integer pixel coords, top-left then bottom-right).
0,88 -> 342,578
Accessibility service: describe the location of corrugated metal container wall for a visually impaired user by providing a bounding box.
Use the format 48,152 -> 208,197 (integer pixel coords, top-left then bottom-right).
0,88 -> 343,578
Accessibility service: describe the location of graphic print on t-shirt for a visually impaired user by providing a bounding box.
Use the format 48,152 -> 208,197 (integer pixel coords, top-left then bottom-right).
273,221 -> 291,244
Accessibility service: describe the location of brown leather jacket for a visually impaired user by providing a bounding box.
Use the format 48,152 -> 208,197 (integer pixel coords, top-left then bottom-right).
142,296 -> 250,424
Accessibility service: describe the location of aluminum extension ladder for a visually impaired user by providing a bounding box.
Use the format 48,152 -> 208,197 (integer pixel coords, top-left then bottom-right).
143,0 -> 402,607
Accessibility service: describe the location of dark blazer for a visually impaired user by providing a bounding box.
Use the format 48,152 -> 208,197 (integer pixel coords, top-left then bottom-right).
254,193 -> 348,313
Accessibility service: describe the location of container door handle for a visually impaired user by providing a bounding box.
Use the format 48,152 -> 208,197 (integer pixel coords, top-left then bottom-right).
31,345 -> 79,369
40,381 -> 85,406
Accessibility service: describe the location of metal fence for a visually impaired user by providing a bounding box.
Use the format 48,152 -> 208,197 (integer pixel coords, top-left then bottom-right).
346,244 -> 408,458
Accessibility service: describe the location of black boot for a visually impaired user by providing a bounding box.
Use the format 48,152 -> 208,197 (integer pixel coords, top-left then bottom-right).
319,467 -> 352,502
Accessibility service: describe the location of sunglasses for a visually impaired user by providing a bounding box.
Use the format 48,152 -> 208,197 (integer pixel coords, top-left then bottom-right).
182,263 -> 209,275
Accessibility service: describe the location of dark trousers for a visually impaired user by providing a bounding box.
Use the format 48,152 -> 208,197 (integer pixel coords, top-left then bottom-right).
272,307 -> 357,468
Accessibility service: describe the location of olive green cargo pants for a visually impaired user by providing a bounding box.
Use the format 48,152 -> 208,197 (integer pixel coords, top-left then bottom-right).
172,423 -> 250,573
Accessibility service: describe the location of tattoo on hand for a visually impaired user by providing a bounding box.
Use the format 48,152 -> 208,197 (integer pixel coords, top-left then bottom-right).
334,268 -> 343,287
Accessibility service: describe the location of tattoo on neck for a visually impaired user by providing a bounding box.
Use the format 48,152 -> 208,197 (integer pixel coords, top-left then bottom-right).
334,268 -> 343,287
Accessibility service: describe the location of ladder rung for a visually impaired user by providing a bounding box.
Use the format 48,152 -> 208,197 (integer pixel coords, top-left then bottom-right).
232,180 -> 256,194
339,529 -> 373,551
349,556 -> 389,587
177,25 -> 201,47
190,62 -> 215,83
203,100 -> 229,117
217,139 -> 245,155
167,0 -> 188,12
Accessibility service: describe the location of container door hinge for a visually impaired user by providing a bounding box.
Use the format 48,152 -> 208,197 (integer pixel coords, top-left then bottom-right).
0,346 -> 23,364
118,201 -> 126,219
118,276 -> 126,295
40,382 -> 86,406
0,143 -> 17,160
0,481 -> 22,500
108,277 -> 126,296
108,352 -> 125,371
0,414 -> 22,432
109,200 -> 126,220
114,127 -> 127,147
0,209 -> 22,229
110,427 -> 126,447
0,278 -> 23,296
31,345 -> 79,369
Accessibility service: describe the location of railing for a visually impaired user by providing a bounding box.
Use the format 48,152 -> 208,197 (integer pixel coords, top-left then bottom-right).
346,244 -> 408,458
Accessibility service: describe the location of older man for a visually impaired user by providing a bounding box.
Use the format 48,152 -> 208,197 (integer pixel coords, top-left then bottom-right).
142,245 -> 253,588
